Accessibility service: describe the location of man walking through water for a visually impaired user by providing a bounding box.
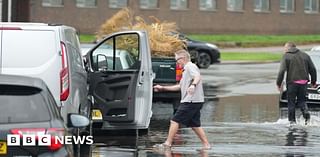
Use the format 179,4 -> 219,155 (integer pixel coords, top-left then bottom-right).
277,42 -> 317,125
153,49 -> 211,149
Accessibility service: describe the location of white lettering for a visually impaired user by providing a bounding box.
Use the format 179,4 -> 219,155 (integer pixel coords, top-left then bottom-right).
7,135 -> 20,146
38,135 -> 51,146
64,136 -> 73,144
54,136 -> 64,145
7,134 -> 94,146
73,136 -> 86,145
86,136 -> 94,145
23,135 -> 35,146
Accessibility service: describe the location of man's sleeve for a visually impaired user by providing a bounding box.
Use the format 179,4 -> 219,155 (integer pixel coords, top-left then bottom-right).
188,64 -> 200,78
276,56 -> 286,87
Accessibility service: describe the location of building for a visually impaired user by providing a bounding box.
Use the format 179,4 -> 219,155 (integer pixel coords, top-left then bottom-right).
1,0 -> 29,22
2,0 -> 320,35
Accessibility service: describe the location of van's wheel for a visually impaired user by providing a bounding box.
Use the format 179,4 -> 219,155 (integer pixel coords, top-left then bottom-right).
197,52 -> 211,69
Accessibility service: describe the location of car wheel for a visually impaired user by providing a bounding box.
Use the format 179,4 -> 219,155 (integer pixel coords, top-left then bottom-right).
197,52 -> 211,69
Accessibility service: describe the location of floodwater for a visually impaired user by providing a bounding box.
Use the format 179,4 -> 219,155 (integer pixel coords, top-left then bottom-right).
90,63 -> 320,157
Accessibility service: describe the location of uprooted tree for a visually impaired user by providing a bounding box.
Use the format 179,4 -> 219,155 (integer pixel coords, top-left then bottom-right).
96,8 -> 186,57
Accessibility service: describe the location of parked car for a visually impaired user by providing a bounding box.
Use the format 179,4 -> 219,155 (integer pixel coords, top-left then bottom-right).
0,75 -> 89,157
85,31 -> 153,131
279,49 -> 320,109
174,33 -> 220,69
0,22 -> 90,125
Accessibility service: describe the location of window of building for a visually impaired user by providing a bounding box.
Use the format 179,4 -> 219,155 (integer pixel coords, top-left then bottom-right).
109,0 -> 127,8
280,0 -> 295,13
254,0 -> 270,12
227,0 -> 243,11
170,0 -> 188,10
304,0 -> 319,13
42,0 -> 63,7
199,0 -> 217,11
140,0 -> 158,9
76,0 -> 97,8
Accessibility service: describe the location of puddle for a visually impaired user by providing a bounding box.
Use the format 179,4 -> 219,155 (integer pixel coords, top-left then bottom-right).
91,95 -> 320,157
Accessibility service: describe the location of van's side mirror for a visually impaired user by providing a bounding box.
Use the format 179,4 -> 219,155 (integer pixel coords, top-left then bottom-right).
96,54 -> 108,72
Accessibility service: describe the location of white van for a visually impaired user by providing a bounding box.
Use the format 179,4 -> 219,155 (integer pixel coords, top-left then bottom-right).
0,22 -> 89,123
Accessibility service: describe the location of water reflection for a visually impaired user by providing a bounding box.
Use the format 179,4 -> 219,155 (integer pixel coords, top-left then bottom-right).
151,149 -> 208,157
284,128 -> 308,157
214,95 -> 279,123
285,154 -> 305,157
286,128 -> 308,146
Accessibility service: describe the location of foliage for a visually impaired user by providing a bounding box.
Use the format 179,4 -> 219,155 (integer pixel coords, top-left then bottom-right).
96,8 -> 185,57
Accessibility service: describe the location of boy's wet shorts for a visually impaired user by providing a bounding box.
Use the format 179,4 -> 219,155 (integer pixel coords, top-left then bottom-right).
171,102 -> 204,127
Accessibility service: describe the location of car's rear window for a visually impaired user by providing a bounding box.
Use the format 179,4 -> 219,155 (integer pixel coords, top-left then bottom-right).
0,85 -> 51,123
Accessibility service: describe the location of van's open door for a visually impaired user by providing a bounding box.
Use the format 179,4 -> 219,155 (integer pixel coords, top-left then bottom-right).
0,25 -> 2,72
87,31 -> 153,130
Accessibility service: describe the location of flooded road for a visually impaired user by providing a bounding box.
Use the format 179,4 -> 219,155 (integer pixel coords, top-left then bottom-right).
90,63 -> 320,157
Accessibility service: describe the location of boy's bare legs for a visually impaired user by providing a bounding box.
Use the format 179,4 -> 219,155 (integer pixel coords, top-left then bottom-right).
192,127 -> 211,148
164,120 -> 180,146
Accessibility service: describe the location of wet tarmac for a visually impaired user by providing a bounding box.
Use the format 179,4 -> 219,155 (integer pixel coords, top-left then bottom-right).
89,63 -> 320,157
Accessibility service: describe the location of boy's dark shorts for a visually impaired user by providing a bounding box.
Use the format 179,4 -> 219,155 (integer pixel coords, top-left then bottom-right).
171,102 -> 204,127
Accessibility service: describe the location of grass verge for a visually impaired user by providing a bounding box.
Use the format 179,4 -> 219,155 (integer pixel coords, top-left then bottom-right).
221,52 -> 282,61
188,34 -> 320,47
80,34 -> 96,43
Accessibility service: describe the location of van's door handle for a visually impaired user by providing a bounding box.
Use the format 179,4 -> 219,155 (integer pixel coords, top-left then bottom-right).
139,71 -> 144,85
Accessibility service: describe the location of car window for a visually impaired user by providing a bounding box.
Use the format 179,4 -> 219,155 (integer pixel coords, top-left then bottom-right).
0,85 -> 51,123
46,87 -> 62,120
91,33 -> 140,71
106,56 -> 122,70
67,43 -> 84,69
125,54 -> 135,68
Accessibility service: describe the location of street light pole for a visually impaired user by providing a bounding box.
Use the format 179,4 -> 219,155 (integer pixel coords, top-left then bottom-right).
7,0 -> 11,22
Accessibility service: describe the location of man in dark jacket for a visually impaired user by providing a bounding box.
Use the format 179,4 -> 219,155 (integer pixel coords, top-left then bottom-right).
277,42 -> 317,125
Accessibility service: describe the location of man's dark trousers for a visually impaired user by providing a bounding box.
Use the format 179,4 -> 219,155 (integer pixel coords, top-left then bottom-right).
287,83 -> 309,122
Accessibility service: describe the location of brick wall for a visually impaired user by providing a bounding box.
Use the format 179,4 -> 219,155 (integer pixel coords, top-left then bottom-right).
29,0 -> 320,35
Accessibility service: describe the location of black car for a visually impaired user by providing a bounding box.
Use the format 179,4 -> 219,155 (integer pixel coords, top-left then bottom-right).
176,33 -> 220,69
0,75 -> 89,157
279,50 -> 320,109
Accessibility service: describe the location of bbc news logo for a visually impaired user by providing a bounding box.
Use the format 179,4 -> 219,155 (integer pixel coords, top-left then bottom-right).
7,135 -> 94,146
